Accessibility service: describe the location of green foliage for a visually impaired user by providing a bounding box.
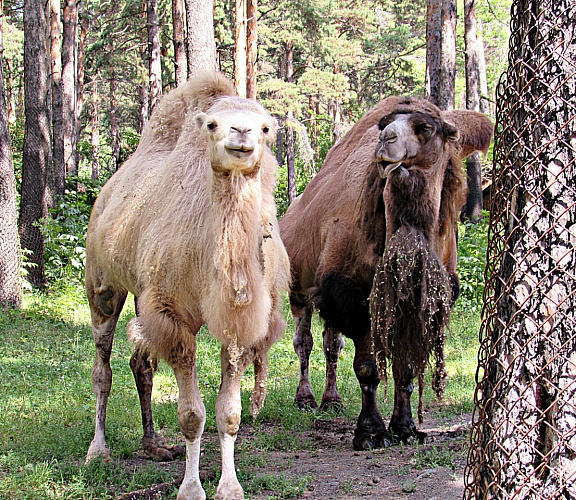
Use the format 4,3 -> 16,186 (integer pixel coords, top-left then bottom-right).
39,177 -> 105,287
456,215 -> 489,312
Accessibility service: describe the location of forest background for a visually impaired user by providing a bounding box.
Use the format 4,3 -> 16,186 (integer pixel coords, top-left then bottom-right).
0,0 -> 510,293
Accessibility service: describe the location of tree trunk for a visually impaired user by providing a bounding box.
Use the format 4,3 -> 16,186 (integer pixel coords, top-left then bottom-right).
73,7 -> 86,174
425,0 -> 441,105
438,0 -> 456,110
463,0 -> 483,221
62,0 -> 78,177
477,19 -> 489,115
5,57 -> 15,123
184,0 -> 217,78
49,0 -> 64,201
0,2 -> 22,307
234,0 -> 247,97
285,39 -> 296,203
147,0 -> 162,115
139,83 -> 149,134
172,0 -> 186,86
466,0 -> 576,496
20,0 -> 50,288
90,78 -> 99,180
109,71 -> 119,171
246,0 -> 257,99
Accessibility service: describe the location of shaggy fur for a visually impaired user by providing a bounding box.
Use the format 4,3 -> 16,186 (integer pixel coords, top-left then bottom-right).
85,72 -> 289,500
280,95 -> 493,449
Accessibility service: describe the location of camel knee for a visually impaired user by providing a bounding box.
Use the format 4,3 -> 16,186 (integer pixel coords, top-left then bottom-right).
217,408 -> 242,437
178,405 -> 206,441
354,359 -> 380,387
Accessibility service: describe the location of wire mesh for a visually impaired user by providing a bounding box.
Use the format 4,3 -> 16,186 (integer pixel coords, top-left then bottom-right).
463,0 -> 576,498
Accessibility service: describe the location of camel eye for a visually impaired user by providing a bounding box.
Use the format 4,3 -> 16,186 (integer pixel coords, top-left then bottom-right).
207,122 -> 217,131
262,126 -> 270,134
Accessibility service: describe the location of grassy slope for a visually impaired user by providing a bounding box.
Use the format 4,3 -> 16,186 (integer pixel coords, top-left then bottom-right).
0,286 -> 480,499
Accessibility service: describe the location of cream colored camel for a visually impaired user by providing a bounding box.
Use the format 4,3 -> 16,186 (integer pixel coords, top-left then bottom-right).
85,72 -> 289,500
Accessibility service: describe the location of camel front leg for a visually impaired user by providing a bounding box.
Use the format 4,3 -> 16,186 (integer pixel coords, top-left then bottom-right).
319,324 -> 345,411
215,343 -> 254,500
169,346 -> 207,500
292,297 -> 317,409
86,286 -> 127,463
351,332 -> 393,451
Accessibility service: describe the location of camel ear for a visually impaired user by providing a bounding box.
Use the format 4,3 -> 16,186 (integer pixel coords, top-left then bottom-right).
443,110 -> 494,159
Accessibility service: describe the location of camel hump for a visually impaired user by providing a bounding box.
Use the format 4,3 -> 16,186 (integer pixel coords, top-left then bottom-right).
187,72 -> 236,112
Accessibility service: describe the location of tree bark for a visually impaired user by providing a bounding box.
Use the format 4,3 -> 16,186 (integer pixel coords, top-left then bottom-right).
285,39 -> 296,203
0,1 -> 22,307
73,6 -> 86,174
466,0 -> 576,496
139,83 -> 149,135
438,0 -> 456,110
49,0 -> 64,201
90,78 -> 99,180
246,0 -> 257,99
5,57 -> 15,123
20,0 -> 50,287
234,0 -> 247,97
463,0 -> 483,221
62,0 -> 78,176
147,0 -> 162,115
425,0 -> 441,105
172,0 -> 186,86
184,0 -> 217,78
109,71 -> 119,171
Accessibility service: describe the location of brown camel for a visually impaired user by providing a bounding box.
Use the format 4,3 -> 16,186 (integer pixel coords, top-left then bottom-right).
85,72 -> 289,500
279,96 -> 493,450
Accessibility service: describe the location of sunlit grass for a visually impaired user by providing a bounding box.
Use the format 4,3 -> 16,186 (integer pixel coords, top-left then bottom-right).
0,285 -> 481,499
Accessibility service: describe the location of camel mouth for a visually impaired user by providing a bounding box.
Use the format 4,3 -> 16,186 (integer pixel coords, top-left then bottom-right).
226,146 -> 255,158
377,160 -> 404,178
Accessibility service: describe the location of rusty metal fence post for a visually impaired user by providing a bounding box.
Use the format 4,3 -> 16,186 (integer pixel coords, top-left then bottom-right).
463,0 -> 576,498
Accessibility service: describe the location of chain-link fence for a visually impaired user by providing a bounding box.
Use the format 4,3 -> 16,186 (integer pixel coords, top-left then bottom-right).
463,0 -> 576,498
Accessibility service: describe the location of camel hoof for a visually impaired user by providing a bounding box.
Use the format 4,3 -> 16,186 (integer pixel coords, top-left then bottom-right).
143,436 -> 185,462
177,479 -> 206,500
389,419 -> 427,445
319,398 -> 345,413
86,439 -> 112,464
215,481 -> 244,500
352,428 -> 393,451
295,396 -> 318,411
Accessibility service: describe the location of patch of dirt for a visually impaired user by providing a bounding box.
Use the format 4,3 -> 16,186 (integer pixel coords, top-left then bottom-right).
117,412 -> 471,500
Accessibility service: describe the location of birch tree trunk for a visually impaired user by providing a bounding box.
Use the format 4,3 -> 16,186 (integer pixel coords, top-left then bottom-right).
90,78 -> 99,180
185,0 -> 217,77
285,39 -> 296,204
20,0 -> 50,287
0,0 -> 22,307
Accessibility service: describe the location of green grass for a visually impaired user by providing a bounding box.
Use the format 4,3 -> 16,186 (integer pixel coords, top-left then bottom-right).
0,285 -> 481,499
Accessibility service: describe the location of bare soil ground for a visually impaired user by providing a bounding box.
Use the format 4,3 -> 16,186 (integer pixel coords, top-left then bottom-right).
117,412 -> 471,500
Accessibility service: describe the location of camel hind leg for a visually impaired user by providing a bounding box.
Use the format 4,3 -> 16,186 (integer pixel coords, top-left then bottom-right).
130,297 -> 185,461
291,294 -> 317,409
86,283 -> 127,462
319,323 -> 344,411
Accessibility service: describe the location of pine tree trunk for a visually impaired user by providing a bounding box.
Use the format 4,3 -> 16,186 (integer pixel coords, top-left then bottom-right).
20,0 -> 50,288
90,78 -> 99,180
246,0 -> 257,99
139,83 -> 149,134
477,19 -> 489,115
172,0 -> 186,86
468,0 -> 576,496
109,71 -> 119,171
463,0 -> 483,221
62,0 -> 78,177
425,0 -> 441,104
5,57 -> 15,123
147,0 -> 162,115
285,39 -> 296,203
0,3 -> 22,307
184,0 -> 217,77
234,0 -> 247,97
438,0 -> 456,110
49,0 -> 64,201
73,8 -> 86,174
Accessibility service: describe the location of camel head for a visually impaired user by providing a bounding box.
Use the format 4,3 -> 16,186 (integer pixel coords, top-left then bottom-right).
195,97 -> 278,176
374,102 -> 459,183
